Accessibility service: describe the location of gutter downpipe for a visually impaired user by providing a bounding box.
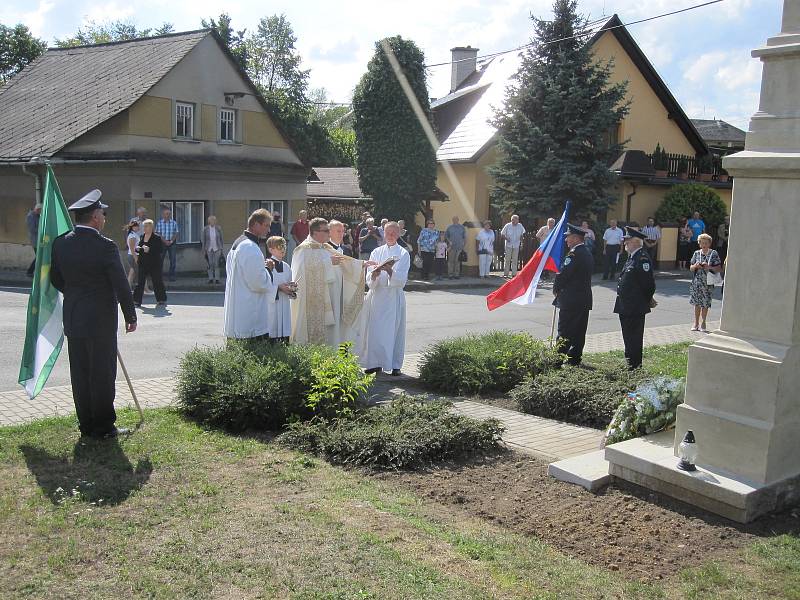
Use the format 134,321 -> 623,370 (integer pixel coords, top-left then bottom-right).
625,182 -> 637,224
21,158 -> 42,207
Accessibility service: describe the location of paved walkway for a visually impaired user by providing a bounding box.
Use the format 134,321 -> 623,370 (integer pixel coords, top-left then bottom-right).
0,321 -> 716,460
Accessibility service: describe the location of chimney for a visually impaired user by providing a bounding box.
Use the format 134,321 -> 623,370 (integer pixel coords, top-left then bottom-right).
450,46 -> 479,93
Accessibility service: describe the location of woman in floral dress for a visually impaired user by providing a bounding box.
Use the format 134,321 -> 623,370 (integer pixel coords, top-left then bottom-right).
689,233 -> 722,332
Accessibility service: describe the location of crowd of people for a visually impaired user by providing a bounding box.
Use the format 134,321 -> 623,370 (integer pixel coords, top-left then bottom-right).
32,191 -> 730,438
223,209 -> 410,377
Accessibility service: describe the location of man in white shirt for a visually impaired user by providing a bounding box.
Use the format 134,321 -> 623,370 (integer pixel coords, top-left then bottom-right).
602,220 -> 625,280
536,218 -> 555,244
224,209 -> 291,340
357,222 -> 410,376
500,214 -> 526,278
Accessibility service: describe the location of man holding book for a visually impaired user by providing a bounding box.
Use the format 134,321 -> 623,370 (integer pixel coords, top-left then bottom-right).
357,222 -> 410,376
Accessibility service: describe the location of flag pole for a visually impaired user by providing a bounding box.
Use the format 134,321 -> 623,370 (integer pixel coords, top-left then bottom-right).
549,306 -> 558,348
116,349 -> 144,426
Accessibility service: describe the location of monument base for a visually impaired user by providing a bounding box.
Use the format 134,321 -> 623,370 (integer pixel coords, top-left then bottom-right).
605,432 -> 800,523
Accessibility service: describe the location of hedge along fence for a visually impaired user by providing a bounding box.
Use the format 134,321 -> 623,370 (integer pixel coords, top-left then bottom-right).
418,331 -> 563,395
176,340 -> 374,432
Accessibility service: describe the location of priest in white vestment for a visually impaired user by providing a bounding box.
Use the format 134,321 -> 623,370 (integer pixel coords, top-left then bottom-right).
356,222 -> 410,375
327,220 -> 371,346
224,209 -> 287,339
291,218 -> 343,344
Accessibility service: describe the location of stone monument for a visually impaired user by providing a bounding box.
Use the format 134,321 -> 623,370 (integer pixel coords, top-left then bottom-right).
605,0 -> 800,523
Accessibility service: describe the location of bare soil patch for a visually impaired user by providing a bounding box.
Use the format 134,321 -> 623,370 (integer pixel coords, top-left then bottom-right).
372,451 -> 800,582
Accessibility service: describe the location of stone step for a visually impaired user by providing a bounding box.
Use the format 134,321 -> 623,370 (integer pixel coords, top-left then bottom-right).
548,449 -> 613,492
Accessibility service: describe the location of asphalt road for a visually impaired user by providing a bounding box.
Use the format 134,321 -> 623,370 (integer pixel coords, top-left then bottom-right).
0,276 -> 720,392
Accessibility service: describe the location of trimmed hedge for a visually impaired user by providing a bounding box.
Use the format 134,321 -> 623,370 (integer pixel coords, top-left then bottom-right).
418,331 -> 563,395
511,365 -> 646,429
176,340 -> 373,432
278,395 -> 505,470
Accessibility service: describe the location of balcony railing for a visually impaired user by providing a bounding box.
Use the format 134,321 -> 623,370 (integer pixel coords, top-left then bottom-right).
648,152 -> 731,183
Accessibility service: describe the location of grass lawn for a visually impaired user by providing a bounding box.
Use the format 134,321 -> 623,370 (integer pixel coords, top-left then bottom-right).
1,407 -> 798,599
583,342 -> 693,380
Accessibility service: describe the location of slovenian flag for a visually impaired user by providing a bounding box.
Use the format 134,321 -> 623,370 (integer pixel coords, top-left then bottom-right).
18,165 -> 73,398
486,202 -> 570,311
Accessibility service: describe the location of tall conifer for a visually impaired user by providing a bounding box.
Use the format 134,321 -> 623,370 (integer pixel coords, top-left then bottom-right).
490,0 -> 629,220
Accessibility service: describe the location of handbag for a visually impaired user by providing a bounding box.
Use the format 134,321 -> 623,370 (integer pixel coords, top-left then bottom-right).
706,270 -> 723,286
458,250 -> 467,262
413,254 -> 423,269
218,254 -> 225,269
698,250 -> 722,286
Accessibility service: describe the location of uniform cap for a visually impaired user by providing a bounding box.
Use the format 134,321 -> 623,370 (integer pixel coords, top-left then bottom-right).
68,189 -> 107,213
564,223 -> 588,236
623,226 -> 647,240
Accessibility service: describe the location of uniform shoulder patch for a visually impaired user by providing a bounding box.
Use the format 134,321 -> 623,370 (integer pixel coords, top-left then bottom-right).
643,262 -> 650,272
564,257 -> 572,265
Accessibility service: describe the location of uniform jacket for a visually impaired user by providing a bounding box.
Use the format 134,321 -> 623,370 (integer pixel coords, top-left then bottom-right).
613,248 -> 656,315
553,243 -> 593,312
51,227 -> 137,338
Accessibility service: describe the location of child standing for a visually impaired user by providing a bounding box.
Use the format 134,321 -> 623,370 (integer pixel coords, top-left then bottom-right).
434,231 -> 449,281
266,236 -> 294,344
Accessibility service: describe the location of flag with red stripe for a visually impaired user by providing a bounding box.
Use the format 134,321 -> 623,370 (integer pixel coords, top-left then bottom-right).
486,203 -> 570,311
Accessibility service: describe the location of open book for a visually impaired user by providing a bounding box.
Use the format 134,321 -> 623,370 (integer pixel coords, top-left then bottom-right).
374,256 -> 398,272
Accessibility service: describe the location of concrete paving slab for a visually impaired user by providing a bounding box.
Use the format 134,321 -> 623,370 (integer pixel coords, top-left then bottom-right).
548,449 -> 612,492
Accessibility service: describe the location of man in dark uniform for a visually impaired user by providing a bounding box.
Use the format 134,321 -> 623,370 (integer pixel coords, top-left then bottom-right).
51,190 -> 138,439
613,226 -> 656,370
553,223 -> 594,365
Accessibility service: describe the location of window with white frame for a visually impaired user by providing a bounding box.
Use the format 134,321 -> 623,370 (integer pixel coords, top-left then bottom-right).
220,108 -> 236,142
161,201 -> 204,243
176,102 -> 194,139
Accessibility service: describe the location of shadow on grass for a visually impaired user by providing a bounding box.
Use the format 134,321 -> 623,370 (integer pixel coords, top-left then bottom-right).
19,439 -> 153,506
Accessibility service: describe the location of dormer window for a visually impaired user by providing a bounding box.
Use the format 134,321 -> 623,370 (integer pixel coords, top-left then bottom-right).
176,102 -> 194,139
220,108 -> 235,143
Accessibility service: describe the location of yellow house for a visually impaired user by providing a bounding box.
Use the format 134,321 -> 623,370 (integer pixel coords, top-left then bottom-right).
0,30 -> 308,271
429,15 -> 733,271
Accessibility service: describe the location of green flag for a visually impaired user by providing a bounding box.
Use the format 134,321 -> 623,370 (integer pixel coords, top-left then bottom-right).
18,165 -> 73,398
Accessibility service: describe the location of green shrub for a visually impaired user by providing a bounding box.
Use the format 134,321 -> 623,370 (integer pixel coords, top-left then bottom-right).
511,365 -> 646,429
418,331 -> 562,395
278,395 -> 505,470
655,183 -> 728,230
176,340 -> 373,431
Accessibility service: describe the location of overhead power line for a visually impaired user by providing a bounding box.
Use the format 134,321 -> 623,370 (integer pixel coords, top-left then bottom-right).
424,0 -> 726,68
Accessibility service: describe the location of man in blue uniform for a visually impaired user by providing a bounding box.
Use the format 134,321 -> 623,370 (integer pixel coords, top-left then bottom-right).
613,227 -> 656,370
553,223 -> 594,365
51,190 -> 138,439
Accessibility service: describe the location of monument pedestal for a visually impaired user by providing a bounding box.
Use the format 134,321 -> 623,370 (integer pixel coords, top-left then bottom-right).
606,1 -> 800,522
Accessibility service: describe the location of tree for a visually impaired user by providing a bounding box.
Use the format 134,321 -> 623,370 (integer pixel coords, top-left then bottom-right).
0,23 -> 46,83
202,13 -> 248,70
246,14 -> 310,107
352,36 -> 437,224
655,183 -> 727,231
54,20 -> 174,47
489,0 -> 630,221
209,13 -> 350,167
329,127 -> 356,167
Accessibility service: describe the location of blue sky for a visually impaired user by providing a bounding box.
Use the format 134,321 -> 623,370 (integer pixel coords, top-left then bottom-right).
1,0 -> 781,129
